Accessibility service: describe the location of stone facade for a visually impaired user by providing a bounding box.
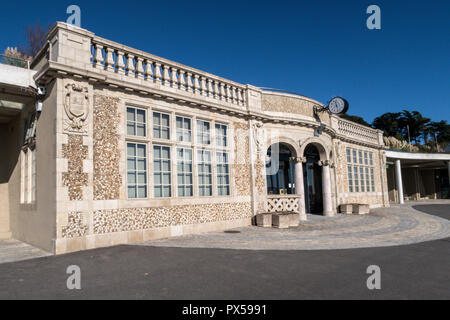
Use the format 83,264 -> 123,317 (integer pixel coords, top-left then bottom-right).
10,22 -> 389,254
62,135 -> 88,200
93,94 -> 121,200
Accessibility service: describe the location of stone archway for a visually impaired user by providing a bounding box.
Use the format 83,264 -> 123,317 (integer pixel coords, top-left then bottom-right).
299,138 -> 334,216
265,140 -> 307,220
266,142 -> 297,195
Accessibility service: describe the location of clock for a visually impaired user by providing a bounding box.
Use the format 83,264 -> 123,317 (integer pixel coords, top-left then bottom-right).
328,97 -> 349,114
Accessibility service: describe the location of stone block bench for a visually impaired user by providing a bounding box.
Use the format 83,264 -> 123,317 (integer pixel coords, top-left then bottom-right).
256,213 -> 272,227
271,213 -> 291,229
339,203 -> 370,215
255,212 -> 301,229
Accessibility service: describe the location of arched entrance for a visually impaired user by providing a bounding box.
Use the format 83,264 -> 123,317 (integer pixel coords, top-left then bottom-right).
303,144 -> 323,214
265,139 -> 334,218
266,143 -> 295,195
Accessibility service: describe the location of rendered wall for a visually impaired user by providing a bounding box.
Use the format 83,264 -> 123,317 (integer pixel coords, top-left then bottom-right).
8,80 -> 57,252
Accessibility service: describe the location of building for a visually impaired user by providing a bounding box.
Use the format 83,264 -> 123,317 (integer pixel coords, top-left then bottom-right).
0,22 -> 447,254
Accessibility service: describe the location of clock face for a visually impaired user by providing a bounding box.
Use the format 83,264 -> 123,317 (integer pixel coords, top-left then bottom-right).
328,97 -> 348,114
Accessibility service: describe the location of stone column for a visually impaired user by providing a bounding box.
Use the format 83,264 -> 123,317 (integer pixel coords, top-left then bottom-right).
448,162 -> 450,188
321,160 -> 334,216
292,157 -> 307,221
395,159 -> 404,204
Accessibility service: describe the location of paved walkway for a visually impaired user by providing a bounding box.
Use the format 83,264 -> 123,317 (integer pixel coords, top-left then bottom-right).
141,201 -> 450,250
0,239 -> 50,264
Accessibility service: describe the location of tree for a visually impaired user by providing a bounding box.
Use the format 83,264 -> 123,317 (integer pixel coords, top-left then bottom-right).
427,120 -> 450,148
372,112 -> 403,138
339,113 -> 371,127
399,110 -> 430,144
22,23 -> 51,58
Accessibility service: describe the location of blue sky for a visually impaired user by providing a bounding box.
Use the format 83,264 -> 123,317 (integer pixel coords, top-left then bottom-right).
1,0 -> 449,123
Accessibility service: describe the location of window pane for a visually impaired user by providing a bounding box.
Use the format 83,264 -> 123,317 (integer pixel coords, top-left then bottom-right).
138,186 -> 147,198
136,109 -> 145,123
127,172 -> 136,184
127,107 -> 135,121
162,114 -> 170,127
137,172 -> 146,184
127,143 -> 136,156
128,186 -> 136,198
153,113 -> 160,125
136,124 -> 146,137
127,124 -> 135,136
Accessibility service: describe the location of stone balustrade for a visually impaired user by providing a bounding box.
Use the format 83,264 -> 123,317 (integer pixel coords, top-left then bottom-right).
90,37 -> 246,108
266,195 -> 300,213
336,118 -> 380,145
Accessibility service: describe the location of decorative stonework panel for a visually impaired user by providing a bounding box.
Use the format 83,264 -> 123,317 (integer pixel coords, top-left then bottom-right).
267,196 -> 300,213
251,121 -> 266,194
254,158 -> 265,194
93,94 -> 122,200
261,93 -> 330,124
233,122 -> 251,196
93,202 -> 252,234
62,135 -> 88,200
63,83 -> 90,134
61,212 -> 88,238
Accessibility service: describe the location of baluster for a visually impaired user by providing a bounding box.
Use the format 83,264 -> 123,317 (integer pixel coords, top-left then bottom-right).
236,88 -> 242,105
220,83 -> 226,100
105,47 -> 115,72
207,79 -> 214,97
163,65 -> 170,86
200,76 -> 206,95
116,51 -> 125,74
214,80 -> 219,99
135,57 -> 144,79
179,70 -> 186,90
226,84 -> 231,102
233,86 -> 238,104
94,44 -> 104,69
193,75 -> 200,94
145,59 -> 153,80
154,62 -> 162,83
170,67 -> 178,87
238,88 -> 244,105
125,53 -> 135,76
186,72 -> 193,92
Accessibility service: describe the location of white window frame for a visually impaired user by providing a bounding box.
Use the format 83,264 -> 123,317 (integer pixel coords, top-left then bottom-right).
196,119 -> 211,145
126,106 -> 147,137
126,142 -> 148,199
177,147 -> 193,197
216,151 -> 230,196
153,111 -> 170,140
215,123 -> 228,147
153,145 -> 172,198
197,149 -> 213,197
176,116 -> 192,142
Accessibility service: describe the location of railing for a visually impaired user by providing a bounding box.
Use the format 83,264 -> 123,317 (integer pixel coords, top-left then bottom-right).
0,54 -> 30,69
266,194 -> 300,213
90,37 -> 246,108
337,118 -> 379,145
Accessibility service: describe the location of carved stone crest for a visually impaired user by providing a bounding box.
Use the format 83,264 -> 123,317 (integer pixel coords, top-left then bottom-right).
251,121 -> 264,153
64,83 -> 89,134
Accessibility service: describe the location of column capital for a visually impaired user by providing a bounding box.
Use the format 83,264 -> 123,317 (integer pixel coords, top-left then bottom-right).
290,156 -> 306,163
318,159 -> 331,166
